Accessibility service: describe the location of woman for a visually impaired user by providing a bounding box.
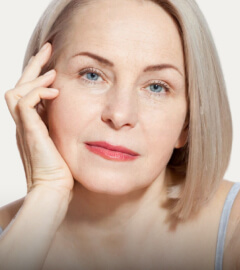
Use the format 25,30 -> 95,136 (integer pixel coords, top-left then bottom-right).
0,0 -> 239,269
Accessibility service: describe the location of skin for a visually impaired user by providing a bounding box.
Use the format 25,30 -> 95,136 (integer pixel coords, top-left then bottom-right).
1,0 -> 240,269
45,0 -> 188,251
47,0 -> 187,203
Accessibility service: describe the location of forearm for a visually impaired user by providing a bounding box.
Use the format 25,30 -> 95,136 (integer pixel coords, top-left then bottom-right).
0,186 -> 71,270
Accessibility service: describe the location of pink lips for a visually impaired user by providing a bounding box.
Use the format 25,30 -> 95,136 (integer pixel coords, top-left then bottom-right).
85,141 -> 139,161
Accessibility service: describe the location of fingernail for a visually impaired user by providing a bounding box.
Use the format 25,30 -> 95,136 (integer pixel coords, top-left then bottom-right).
44,70 -> 55,77
40,43 -> 49,52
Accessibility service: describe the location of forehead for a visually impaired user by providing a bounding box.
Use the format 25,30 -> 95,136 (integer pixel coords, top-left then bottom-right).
63,0 -> 184,71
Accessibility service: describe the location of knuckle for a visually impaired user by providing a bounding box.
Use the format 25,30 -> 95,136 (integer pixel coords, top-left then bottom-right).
17,97 -> 28,109
4,89 -> 14,101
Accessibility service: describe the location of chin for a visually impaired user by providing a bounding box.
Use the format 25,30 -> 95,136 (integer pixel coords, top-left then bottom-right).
73,174 -> 148,196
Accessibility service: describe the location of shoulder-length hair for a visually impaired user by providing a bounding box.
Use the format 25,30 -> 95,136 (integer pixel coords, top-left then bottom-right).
22,0 -> 232,220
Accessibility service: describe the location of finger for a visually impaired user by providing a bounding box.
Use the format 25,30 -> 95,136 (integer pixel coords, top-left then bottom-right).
16,70 -> 56,98
5,70 -> 56,120
17,87 -> 59,127
16,43 -> 52,86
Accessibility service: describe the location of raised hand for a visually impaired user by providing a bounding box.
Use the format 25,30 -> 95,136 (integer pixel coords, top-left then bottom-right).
4,43 -> 74,194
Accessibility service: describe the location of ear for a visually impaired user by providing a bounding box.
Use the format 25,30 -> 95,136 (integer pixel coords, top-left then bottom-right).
36,100 -> 49,129
174,118 -> 189,149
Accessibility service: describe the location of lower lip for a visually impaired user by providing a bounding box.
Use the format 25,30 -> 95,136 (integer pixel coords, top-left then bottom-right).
85,144 -> 139,161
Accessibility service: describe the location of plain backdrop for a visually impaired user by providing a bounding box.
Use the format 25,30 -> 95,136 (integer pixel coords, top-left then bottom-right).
0,1 -> 239,207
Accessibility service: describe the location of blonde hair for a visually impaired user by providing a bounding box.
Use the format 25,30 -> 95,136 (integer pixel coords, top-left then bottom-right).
23,0 -> 232,220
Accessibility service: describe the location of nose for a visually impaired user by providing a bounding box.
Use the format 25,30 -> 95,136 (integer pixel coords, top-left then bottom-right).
101,84 -> 138,130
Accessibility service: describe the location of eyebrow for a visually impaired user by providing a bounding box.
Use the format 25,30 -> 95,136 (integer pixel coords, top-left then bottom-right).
72,52 -> 183,77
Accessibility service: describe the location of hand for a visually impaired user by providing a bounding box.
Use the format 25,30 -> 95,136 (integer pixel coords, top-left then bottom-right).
4,43 -> 74,195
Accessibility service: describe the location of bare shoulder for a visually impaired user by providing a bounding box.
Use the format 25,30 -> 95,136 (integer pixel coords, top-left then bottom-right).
215,179 -> 235,200
0,197 -> 25,230
218,180 -> 240,269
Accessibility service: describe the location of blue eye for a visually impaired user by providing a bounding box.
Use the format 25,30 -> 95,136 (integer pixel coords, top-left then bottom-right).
86,72 -> 100,81
78,68 -> 104,85
146,81 -> 170,94
149,84 -> 164,93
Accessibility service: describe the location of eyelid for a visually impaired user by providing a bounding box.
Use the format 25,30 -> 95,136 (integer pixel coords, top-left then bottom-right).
77,67 -> 108,86
149,80 -> 170,89
78,67 -> 105,79
144,80 -> 171,93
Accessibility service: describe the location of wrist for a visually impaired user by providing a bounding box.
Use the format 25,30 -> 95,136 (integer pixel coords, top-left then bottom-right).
23,184 -> 72,227
0,183 -> 72,270
29,183 -> 72,200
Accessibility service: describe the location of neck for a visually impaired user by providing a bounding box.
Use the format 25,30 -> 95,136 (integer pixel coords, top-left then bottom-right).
65,168 -> 169,233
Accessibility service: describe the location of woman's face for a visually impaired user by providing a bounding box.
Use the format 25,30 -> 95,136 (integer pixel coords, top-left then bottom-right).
47,0 -> 187,195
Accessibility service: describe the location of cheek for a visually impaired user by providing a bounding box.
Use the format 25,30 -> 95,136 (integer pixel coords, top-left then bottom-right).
143,100 -> 187,157
46,88 -> 101,145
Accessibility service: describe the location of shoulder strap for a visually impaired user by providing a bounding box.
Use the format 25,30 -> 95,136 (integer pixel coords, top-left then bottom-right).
215,182 -> 240,270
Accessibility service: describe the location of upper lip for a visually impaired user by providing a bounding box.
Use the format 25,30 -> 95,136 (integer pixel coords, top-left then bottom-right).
85,141 -> 140,156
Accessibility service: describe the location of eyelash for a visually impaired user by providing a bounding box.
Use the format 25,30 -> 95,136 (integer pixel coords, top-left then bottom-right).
78,67 -> 105,85
78,67 -> 170,95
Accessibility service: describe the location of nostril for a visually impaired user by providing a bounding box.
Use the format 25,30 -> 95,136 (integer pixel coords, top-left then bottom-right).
101,88 -> 138,129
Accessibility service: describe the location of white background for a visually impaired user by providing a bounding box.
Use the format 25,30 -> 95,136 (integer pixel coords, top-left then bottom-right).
0,1 -> 239,207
